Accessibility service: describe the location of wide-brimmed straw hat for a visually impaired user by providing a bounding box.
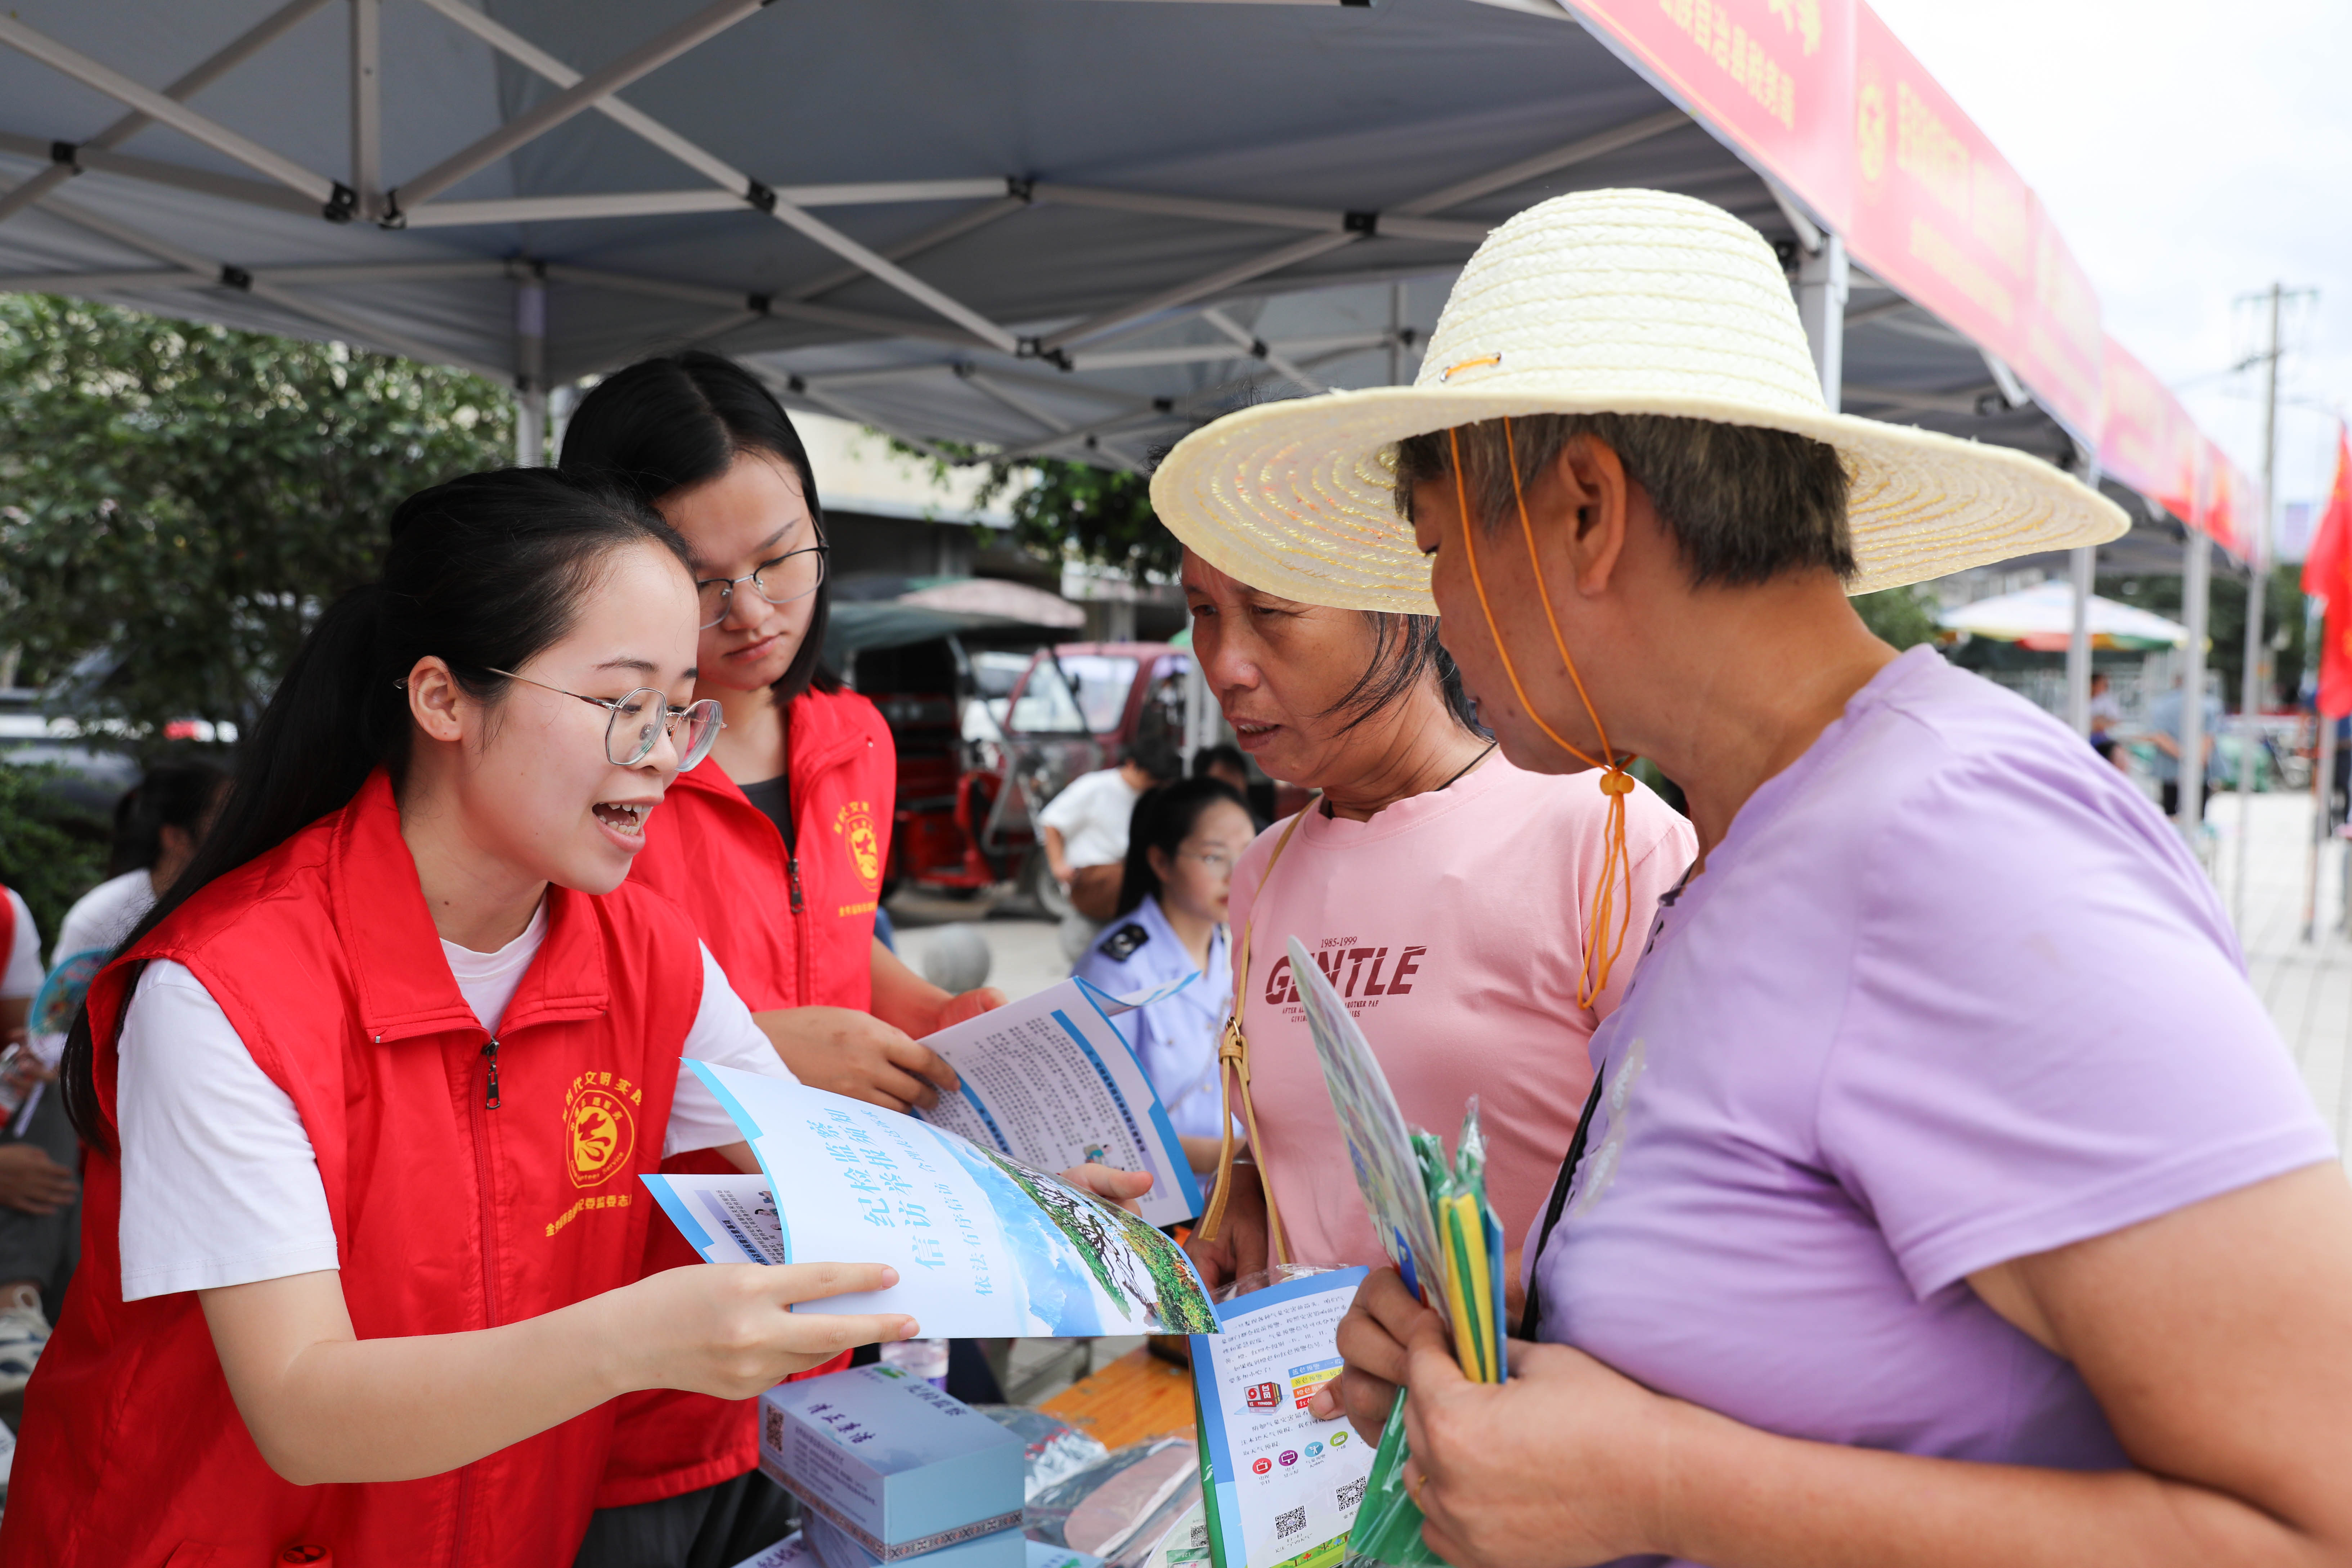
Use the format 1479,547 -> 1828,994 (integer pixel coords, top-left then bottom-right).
1150,188 -> 2127,615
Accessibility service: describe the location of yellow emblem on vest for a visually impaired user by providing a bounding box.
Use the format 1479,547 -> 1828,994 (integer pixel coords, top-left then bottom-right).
837,801 -> 882,888
565,1078 -> 635,1188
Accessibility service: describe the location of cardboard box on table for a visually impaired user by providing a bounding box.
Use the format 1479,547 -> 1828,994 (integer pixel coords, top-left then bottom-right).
759,1365 -> 1025,1562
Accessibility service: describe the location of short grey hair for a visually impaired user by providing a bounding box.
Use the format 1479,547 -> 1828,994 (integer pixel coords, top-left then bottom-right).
1393,413 -> 1854,588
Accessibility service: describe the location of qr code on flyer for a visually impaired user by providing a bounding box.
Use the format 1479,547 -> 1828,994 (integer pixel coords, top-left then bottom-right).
1276,1506 -> 1306,1539
1338,1477 -> 1367,1512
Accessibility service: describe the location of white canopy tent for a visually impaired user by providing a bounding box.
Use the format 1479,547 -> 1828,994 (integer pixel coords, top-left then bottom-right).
1939,581 -> 2189,653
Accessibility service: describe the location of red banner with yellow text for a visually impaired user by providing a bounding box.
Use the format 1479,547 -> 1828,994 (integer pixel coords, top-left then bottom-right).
2100,333 -> 2208,543
2198,439 -> 2255,564
1565,0 -> 1858,232
1846,5 -> 2035,370
2011,201 -> 2103,441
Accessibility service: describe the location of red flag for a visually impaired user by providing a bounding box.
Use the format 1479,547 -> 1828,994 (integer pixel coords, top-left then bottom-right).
2307,424 -> 2352,717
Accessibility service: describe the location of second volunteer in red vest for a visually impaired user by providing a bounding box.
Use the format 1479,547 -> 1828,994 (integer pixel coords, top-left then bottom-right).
560,353 -> 1009,1561
0,470 -> 920,1568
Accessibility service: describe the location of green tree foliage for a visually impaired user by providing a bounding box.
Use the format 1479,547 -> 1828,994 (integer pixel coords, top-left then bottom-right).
1852,583 -> 1943,651
2099,562 -> 2310,711
895,442 -> 1179,583
0,295 -> 513,736
0,763 -> 109,946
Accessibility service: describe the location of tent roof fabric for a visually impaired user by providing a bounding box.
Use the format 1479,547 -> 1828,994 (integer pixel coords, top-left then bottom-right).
0,0 -> 2105,486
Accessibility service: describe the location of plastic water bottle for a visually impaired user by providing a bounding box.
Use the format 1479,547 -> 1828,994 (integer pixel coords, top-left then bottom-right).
880,1336 -> 950,1389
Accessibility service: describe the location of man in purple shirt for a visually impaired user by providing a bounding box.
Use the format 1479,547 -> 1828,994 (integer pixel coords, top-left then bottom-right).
1149,189 -> 2352,1567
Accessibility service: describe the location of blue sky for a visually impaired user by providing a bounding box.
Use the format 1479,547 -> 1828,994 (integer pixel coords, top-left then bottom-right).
1868,0 -> 2352,529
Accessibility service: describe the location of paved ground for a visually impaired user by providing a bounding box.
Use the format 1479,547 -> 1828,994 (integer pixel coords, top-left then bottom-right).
2211,789 -> 2352,1163
886,886 -> 1081,1003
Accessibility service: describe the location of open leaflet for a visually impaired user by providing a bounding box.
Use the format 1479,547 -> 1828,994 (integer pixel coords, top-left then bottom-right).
648,1062 -> 1219,1340
914,975 -> 1205,1230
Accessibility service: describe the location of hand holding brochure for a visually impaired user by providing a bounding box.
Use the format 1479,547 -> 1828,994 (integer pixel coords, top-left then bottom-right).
654,1062 -> 1218,1339
914,976 -> 1204,1229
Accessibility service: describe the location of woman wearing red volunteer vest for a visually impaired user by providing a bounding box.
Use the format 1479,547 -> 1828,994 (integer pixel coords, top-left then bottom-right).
560,353 -> 1007,1564
0,471 -> 922,1568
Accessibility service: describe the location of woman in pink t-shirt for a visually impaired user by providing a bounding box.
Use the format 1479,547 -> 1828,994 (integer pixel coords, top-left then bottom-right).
1179,549 -> 1695,1295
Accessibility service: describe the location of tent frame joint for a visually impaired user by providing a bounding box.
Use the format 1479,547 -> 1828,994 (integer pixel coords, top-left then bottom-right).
323,180 -> 359,224
1016,336 -> 1074,372
745,178 -> 778,215
1343,209 -> 1378,237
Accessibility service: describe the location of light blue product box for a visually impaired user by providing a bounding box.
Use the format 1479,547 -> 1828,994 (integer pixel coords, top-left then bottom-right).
757,1365 -> 1025,1561
802,1508 -> 1024,1568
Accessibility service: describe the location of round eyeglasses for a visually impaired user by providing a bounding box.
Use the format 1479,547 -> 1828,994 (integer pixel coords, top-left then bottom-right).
490,669 -> 726,770
697,544 -> 828,629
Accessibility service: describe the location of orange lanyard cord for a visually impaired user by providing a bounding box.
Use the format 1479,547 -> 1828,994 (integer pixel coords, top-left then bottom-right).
1449,424 -> 1637,1007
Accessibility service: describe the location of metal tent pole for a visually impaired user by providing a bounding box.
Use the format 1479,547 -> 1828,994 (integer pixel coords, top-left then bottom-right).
2064,447 -> 2101,735
515,275 -> 547,466
1796,233 -> 1847,409
1388,281 -> 1406,387
2065,544 -> 2096,733
0,13 -> 349,215
2307,707 -> 2335,942
2180,529 -> 2213,845
0,0 -> 331,231
349,0 -> 382,221
2235,283 -> 2284,930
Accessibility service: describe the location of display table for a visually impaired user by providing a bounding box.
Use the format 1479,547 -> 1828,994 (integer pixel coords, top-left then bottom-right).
1038,1346 -> 1196,1451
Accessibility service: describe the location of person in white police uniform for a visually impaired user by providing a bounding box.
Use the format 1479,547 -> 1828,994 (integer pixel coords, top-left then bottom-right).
1074,777 -> 1255,1170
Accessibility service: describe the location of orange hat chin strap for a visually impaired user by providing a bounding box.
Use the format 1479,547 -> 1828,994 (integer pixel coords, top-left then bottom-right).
1449,422 -> 1636,1008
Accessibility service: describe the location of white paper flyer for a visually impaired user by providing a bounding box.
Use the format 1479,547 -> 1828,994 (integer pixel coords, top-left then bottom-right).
1191,1267 -> 1374,1568
668,1062 -> 1219,1339
916,976 -> 1204,1229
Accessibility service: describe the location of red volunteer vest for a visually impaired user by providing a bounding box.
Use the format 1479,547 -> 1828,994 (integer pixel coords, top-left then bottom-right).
599,685 -> 893,1507
0,770 -> 701,1568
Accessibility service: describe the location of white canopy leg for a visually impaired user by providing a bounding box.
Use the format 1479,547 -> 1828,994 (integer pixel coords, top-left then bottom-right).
2065,545 -> 2096,735
2180,529 -> 2213,848
515,274 -> 547,467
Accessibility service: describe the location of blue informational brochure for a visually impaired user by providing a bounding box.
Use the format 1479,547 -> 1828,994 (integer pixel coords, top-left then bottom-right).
1189,1268 -> 1375,1568
656,1063 -> 1220,1339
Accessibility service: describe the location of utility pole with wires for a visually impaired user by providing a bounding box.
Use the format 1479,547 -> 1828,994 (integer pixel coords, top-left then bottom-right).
2233,282 -> 2316,931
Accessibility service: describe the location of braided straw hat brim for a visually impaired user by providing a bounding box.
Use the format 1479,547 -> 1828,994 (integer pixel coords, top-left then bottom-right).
1150,190 -> 2128,616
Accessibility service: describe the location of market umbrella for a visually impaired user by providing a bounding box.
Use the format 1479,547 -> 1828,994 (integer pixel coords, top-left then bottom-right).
1938,581 -> 2189,652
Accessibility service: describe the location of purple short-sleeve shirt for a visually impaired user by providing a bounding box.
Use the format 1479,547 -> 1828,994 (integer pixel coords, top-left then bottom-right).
1530,649 -> 2334,1564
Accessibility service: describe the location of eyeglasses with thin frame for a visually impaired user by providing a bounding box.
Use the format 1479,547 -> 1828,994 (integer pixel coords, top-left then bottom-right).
697,544 -> 829,629
1179,848 -> 1247,877
489,669 -> 725,770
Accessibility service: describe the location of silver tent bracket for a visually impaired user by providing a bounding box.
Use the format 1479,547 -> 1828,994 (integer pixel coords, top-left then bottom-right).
28,190 -> 502,379
0,11 -> 353,220
0,0 -> 331,232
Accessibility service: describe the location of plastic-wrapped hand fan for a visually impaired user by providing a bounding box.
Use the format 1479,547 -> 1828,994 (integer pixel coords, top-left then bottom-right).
1344,1102 -> 1505,1567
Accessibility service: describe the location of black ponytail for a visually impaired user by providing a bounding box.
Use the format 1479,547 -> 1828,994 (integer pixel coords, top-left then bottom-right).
1115,776 -> 1251,919
62,467 -> 690,1147
558,349 -> 838,701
